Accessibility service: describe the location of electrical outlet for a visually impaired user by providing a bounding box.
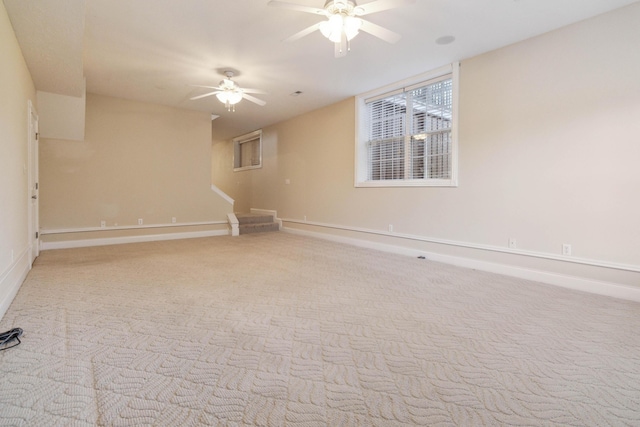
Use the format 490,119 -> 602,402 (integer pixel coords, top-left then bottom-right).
138,218 -> 143,225
508,238 -> 517,249
562,244 -> 572,256
100,220 -> 106,228
171,217 -> 176,224
389,224 -> 394,232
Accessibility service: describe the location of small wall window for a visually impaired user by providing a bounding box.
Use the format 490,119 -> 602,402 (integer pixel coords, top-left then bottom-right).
355,63 -> 459,187
233,130 -> 262,171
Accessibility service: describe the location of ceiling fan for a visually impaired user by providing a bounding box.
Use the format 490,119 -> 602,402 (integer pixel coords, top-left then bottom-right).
190,71 -> 266,112
268,0 -> 415,57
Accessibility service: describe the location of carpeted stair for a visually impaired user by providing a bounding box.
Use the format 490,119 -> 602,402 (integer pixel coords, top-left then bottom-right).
236,213 -> 279,234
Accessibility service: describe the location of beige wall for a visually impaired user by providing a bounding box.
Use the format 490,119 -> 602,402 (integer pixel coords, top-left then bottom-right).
37,89 -> 86,141
457,7 -> 640,265
212,3 -> 640,287
211,137 -> 252,213
40,93 -> 232,238
0,2 -> 36,316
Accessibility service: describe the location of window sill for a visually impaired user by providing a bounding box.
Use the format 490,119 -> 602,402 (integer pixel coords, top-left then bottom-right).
233,165 -> 262,172
355,178 -> 458,188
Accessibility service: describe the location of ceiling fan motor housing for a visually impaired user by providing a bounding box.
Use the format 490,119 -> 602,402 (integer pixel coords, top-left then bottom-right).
324,0 -> 363,16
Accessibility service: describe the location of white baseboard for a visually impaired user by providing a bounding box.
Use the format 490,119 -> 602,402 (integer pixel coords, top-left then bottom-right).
40,220 -> 227,235
283,226 -> 640,303
0,247 -> 30,321
41,229 -> 229,250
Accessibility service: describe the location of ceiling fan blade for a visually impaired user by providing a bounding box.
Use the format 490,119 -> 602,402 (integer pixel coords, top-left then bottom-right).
284,22 -> 323,42
242,88 -> 268,95
359,19 -> 401,43
242,93 -> 266,106
189,84 -> 222,90
334,35 -> 347,58
356,0 -> 416,16
190,91 -> 221,101
267,1 -> 325,15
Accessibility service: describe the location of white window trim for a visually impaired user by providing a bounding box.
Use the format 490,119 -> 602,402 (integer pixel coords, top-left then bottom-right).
233,129 -> 262,172
354,62 -> 459,188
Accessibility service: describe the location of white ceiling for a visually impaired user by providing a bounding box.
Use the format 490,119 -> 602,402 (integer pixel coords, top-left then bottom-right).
4,0 -> 638,140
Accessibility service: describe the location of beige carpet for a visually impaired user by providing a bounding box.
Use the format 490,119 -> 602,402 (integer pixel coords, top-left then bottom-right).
1,233 -> 639,426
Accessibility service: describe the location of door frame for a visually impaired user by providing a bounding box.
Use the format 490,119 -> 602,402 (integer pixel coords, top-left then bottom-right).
28,100 -> 39,265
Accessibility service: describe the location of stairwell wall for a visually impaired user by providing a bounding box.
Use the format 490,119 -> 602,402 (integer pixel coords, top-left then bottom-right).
212,136 -> 251,213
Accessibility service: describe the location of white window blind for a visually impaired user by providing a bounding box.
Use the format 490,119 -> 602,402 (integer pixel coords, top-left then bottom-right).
365,76 -> 453,182
368,91 -> 406,180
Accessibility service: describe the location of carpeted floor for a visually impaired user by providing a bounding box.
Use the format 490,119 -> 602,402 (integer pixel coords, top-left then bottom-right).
1,232 -> 639,426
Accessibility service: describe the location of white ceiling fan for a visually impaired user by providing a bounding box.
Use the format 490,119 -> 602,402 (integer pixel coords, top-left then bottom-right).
190,71 -> 266,112
268,0 -> 415,57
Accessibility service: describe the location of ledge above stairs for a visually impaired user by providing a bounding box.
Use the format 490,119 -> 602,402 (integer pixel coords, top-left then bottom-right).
227,209 -> 281,236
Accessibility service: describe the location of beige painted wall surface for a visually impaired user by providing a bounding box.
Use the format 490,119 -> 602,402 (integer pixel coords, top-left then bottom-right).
40,94 -> 231,231
211,138 -> 251,213
0,2 -> 36,313
37,89 -> 86,141
213,3 -> 640,283
458,5 -> 640,266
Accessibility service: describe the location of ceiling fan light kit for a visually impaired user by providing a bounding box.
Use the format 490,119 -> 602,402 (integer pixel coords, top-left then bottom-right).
319,14 -> 362,42
319,1 -> 363,43
215,75 -> 244,112
190,71 -> 266,112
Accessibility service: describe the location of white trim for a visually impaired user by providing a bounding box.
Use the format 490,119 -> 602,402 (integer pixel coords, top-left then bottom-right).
282,224 -> 640,302
0,247 -> 30,320
282,218 -> 639,273
41,229 -> 229,251
27,99 -> 40,264
40,220 -> 227,235
250,208 -> 282,230
210,184 -> 234,206
361,63 -> 454,102
450,62 -> 460,187
354,179 -> 457,188
227,213 -> 239,237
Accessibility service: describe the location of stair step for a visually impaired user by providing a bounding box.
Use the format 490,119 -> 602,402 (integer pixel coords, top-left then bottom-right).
239,222 -> 279,234
236,213 -> 274,225
235,212 -> 279,235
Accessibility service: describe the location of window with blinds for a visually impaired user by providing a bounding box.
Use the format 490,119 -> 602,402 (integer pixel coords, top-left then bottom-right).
233,129 -> 262,171
356,64 -> 458,187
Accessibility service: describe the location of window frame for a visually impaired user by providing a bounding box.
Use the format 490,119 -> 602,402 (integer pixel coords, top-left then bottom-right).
354,63 -> 459,187
233,129 -> 262,172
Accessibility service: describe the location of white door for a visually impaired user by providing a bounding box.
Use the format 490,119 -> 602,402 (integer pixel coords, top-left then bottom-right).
28,101 -> 39,264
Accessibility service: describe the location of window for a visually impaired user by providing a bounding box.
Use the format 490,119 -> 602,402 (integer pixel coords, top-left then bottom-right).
233,130 -> 262,171
355,63 -> 459,187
